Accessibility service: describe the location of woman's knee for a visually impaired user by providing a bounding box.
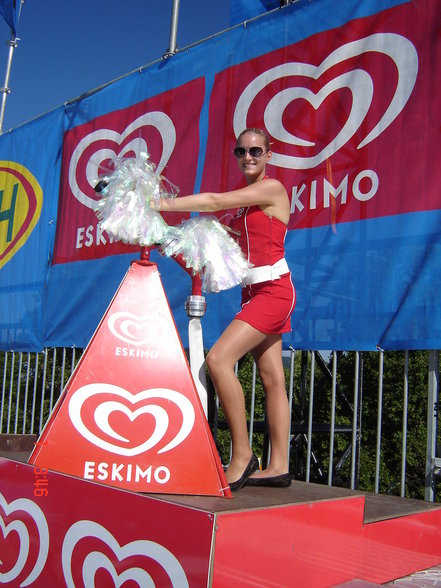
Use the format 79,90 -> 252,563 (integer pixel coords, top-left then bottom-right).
206,346 -> 236,380
206,347 -> 222,376
259,367 -> 286,394
205,348 -> 215,372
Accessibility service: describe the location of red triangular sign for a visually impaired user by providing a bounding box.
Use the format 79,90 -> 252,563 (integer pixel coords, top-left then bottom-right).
29,260 -> 231,497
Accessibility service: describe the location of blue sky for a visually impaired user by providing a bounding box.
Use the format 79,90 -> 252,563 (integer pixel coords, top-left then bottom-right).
0,0 -> 231,131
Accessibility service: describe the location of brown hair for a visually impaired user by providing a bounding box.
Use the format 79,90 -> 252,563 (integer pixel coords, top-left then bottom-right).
236,128 -> 271,151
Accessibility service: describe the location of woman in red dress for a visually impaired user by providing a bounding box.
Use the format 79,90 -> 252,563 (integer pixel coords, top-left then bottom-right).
155,128 -> 296,491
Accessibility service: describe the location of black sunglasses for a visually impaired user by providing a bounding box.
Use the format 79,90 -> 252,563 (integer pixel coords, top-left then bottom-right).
233,146 -> 267,159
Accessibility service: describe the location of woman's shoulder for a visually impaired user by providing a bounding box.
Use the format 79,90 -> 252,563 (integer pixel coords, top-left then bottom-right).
261,177 -> 288,196
263,177 -> 284,187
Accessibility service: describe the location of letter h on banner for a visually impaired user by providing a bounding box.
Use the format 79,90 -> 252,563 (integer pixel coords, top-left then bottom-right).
0,183 -> 17,242
29,260 -> 231,497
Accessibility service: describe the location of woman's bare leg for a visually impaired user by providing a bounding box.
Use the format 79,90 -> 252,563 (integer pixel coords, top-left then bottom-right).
206,319 -> 268,484
250,335 -> 290,477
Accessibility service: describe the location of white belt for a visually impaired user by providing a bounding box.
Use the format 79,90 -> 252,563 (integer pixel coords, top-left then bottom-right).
243,258 -> 290,286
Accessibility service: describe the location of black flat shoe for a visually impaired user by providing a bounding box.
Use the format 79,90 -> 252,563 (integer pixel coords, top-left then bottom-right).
245,472 -> 291,488
228,454 -> 259,492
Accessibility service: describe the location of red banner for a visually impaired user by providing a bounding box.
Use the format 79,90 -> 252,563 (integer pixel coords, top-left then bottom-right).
53,78 -> 205,264
202,1 -> 439,230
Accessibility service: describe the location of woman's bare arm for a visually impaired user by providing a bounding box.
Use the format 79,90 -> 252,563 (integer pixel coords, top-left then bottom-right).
156,179 -> 287,213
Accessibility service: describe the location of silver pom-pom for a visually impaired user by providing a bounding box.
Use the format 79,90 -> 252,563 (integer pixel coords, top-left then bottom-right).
94,155 -> 251,292
94,152 -> 177,246
161,217 -> 252,293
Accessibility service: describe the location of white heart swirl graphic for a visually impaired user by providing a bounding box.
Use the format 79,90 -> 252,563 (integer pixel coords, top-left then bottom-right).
234,33 -> 418,169
62,520 -> 189,588
0,517 -> 29,584
108,311 -> 157,346
68,383 -> 195,456
0,493 -> 49,587
82,553 -> 154,587
69,111 -> 176,209
265,70 -> 373,169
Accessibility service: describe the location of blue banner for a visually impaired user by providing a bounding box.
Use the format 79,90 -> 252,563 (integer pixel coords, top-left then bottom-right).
0,0 -> 440,352
230,0 -> 281,26
0,0 -> 18,33
288,210 -> 441,350
0,107 -> 64,350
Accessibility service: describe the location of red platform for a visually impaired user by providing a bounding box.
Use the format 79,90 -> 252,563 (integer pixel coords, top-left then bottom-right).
1,456 -> 441,587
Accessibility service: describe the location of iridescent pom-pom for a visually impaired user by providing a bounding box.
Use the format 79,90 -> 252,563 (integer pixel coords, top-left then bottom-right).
161,216 -> 252,292
94,153 -> 177,246
93,155 -> 252,293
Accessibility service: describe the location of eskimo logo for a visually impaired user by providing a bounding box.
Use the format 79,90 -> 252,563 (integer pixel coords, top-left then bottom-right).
68,112 -> 176,210
234,33 -> 418,169
62,521 -> 189,587
108,311 -> 157,346
69,383 -> 196,456
0,493 -> 49,586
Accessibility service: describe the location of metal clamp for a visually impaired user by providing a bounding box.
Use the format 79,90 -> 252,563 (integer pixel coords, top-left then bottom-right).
185,295 -> 207,318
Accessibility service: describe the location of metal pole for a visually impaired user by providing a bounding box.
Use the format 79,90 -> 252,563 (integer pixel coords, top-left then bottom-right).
350,352 -> 360,489
0,0 -> 24,133
164,0 -> 180,58
425,349 -> 439,501
185,295 -> 208,416
400,350 -> 409,497
305,351 -> 315,482
287,347 -> 295,462
327,351 -> 337,486
374,350 -> 384,493
0,34 -> 17,133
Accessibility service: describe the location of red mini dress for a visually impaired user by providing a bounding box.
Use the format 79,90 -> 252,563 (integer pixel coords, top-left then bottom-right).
229,204 -> 296,334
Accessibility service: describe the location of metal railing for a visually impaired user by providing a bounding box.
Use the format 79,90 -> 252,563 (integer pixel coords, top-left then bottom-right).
0,348 -> 82,436
1,347 -> 439,501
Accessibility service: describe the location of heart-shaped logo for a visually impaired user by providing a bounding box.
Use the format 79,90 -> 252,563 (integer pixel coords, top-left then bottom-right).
107,311 -> 158,346
0,162 -> 43,269
62,520 -> 189,587
0,493 -> 49,586
68,383 -> 195,456
234,33 -> 418,169
68,112 -> 176,209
